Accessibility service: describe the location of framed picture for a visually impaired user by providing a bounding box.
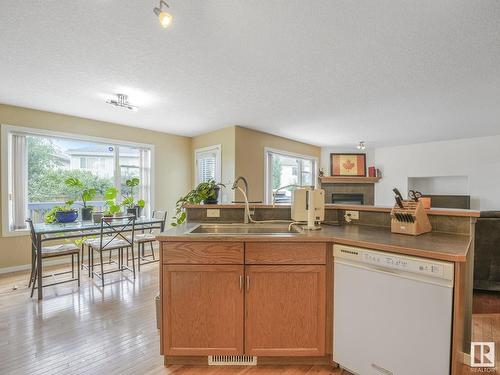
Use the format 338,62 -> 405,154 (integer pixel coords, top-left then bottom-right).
330,153 -> 367,177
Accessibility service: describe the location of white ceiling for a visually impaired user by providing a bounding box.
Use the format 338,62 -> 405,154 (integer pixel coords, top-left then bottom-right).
1,1 -> 499,147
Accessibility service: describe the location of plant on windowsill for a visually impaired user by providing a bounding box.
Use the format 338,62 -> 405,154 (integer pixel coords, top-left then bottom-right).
121,177 -> 145,218
102,187 -> 121,221
44,201 -> 78,224
64,177 -> 97,221
171,180 -> 225,226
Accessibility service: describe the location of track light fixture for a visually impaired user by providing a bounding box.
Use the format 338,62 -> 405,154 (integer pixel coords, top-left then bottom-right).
357,141 -> 366,150
106,94 -> 138,111
153,0 -> 173,28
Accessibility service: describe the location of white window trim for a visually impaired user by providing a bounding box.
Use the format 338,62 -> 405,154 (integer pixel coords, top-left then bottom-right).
194,144 -> 221,185
263,147 -> 319,204
1,124 -> 155,237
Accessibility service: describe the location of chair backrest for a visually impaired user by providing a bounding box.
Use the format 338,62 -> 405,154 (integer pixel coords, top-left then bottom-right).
98,216 -> 136,251
152,210 -> 168,232
25,219 -> 37,250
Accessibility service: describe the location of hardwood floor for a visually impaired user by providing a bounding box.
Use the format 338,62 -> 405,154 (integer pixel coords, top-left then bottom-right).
0,260 -> 497,374
0,261 -> 339,375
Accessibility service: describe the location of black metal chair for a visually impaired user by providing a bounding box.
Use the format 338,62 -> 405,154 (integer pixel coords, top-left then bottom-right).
129,210 -> 167,271
26,219 -> 80,298
85,216 -> 136,287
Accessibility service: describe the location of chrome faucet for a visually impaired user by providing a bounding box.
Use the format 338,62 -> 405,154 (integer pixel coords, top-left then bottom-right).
232,176 -> 250,224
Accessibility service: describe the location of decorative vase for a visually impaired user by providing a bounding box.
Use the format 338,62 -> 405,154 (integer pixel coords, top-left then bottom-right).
55,210 -> 78,223
203,187 -> 220,204
81,207 -> 93,221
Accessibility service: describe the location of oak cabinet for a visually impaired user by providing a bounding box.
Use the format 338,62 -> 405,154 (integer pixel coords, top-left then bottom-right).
245,265 -> 326,356
160,241 -> 326,358
162,264 -> 244,355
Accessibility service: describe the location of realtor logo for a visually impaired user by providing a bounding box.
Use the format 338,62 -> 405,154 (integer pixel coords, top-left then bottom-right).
471,342 -> 495,368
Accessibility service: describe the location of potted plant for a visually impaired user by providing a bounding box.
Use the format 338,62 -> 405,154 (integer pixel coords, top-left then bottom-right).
44,201 -> 78,224
102,187 -> 121,221
121,177 -> 145,218
199,180 -> 224,204
64,177 -> 97,221
172,180 -> 225,226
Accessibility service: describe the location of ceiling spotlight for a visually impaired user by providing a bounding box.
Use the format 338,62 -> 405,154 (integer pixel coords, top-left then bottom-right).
153,0 -> 173,28
106,94 -> 138,111
357,141 -> 366,150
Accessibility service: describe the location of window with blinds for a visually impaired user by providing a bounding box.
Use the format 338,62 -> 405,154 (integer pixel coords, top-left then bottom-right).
2,125 -> 153,232
195,145 -> 221,184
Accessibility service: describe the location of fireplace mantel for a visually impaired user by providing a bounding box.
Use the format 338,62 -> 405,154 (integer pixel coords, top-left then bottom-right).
319,176 -> 381,184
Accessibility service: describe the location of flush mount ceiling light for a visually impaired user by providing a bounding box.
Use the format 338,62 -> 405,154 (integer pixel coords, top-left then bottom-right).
357,141 -> 366,150
153,0 -> 173,28
106,94 -> 138,111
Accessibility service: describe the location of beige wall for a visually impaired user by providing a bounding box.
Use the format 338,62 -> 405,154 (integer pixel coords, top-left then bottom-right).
235,127 -> 321,202
191,126 -> 236,203
0,104 -> 192,272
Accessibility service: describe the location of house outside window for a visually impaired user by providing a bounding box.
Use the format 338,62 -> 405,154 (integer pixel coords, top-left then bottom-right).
265,148 -> 318,204
1,125 -> 153,234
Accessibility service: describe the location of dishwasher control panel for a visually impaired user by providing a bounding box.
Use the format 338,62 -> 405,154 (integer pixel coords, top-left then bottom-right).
334,244 -> 454,282
362,252 -> 444,277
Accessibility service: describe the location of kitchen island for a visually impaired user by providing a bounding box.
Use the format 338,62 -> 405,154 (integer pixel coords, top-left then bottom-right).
156,205 -> 476,374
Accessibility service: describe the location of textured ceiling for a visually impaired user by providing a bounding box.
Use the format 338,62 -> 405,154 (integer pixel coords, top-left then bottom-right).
0,1 -> 499,147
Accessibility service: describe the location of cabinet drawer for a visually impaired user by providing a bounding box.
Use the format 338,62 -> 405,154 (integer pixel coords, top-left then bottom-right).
245,242 -> 326,265
162,242 -> 244,264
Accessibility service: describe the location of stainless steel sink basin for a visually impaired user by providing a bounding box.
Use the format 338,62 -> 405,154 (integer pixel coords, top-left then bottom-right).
187,223 -> 302,235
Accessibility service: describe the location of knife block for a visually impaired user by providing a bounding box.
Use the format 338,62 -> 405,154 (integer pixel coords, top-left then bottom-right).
391,200 -> 432,236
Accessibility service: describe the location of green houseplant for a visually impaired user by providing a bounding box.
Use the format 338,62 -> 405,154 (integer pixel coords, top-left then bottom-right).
64,177 -> 97,221
44,201 -> 78,224
102,187 -> 121,220
121,177 -> 145,218
172,180 -> 225,226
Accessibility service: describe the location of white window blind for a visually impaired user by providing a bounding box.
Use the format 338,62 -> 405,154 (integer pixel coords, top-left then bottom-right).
195,145 -> 221,184
10,135 -> 28,229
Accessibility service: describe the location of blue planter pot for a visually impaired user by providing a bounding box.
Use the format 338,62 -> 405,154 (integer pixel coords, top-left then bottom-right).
55,210 -> 78,223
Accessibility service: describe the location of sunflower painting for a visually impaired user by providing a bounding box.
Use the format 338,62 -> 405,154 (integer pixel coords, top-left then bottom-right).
330,153 -> 366,177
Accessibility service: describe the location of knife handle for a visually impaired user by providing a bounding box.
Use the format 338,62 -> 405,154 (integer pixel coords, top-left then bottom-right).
395,196 -> 405,209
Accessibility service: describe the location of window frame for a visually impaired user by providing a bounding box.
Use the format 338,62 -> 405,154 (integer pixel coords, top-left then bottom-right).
194,144 -> 221,185
1,124 -> 155,237
263,147 -> 318,204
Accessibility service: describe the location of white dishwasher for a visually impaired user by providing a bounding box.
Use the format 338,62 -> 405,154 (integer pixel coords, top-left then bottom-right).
333,244 -> 454,375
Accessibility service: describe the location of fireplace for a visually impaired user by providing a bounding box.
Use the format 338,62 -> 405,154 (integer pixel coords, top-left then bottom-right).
320,182 -> 374,205
331,193 -> 364,205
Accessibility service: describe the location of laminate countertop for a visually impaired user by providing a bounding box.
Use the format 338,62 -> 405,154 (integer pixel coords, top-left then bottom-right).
157,222 -> 471,262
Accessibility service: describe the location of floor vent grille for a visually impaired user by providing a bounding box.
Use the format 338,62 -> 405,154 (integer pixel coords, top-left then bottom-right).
208,355 -> 257,366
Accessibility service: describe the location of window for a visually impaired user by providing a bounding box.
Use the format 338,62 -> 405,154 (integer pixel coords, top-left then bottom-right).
265,148 -> 318,204
1,125 -> 154,234
195,145 -> 221,185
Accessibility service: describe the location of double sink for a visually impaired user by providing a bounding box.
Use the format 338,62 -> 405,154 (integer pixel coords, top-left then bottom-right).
186,223 -> 303,235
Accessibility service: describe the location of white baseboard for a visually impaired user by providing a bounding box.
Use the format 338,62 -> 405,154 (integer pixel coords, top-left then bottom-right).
0,257 -> 77,275
0,245 -> 159,276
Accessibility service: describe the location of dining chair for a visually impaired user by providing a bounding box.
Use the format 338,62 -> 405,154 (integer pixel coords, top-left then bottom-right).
26,219 -> 80,298
130,210 -> 167,271
85,216 -> 136,287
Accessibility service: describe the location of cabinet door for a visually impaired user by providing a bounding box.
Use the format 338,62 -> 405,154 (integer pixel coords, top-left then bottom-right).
162,265 -> 244,355
245,265 -> 326,356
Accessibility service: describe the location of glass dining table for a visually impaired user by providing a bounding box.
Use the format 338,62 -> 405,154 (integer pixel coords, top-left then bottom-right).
31,216 -> 165,300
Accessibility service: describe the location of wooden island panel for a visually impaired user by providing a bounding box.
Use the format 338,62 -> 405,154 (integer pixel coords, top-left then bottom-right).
162,241 -> 244,264
245,265 -> 326,357
162,264 -> 244,355
246,242 -> 327,265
